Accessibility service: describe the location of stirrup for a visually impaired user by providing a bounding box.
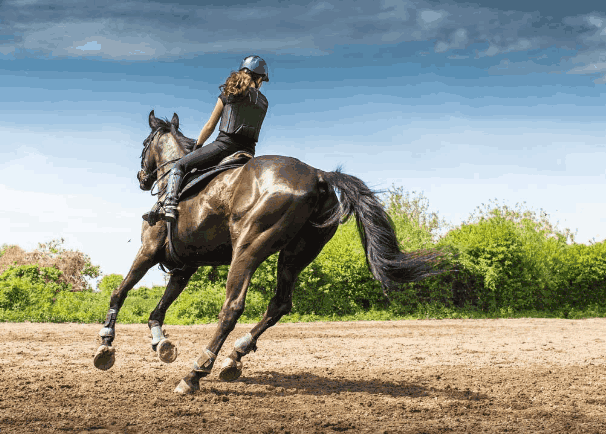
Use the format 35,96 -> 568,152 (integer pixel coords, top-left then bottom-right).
143,202 -> 164,226
164,205 -> 178,224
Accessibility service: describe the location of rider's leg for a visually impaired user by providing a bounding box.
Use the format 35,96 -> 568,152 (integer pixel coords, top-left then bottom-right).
162,166 -> 184,223
144,140 -> 235,224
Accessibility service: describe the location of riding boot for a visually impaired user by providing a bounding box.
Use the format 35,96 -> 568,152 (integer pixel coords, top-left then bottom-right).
142,167 -> 184,225
162,167 -> 184,224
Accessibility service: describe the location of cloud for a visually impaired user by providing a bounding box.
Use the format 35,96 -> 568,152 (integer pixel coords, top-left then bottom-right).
485,58 -> 561,76
0,0 -> 605,80
587,15 -> 604,28
565,44 -> 606,82
67,36 -> 157,58
435,28 -> 469,53
568,61 -> 606,74
417,9 -> 449,29
76,40 -> 101,51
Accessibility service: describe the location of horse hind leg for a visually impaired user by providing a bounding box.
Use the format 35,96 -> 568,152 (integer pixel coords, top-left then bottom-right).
219,221 -> 338,382
175,216 -> 308,393
147,266 -> 197,363
174,252 -> 265,394
175,185 -> 335,393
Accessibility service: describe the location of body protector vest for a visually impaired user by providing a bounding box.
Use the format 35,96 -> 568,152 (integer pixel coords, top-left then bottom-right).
219,88 -> 268,142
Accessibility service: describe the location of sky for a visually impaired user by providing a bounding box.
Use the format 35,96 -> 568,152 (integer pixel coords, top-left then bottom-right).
1,0 -> 605,287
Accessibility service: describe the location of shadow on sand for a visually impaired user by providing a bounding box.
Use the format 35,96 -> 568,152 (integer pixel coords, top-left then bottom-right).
203,370 -> 488,401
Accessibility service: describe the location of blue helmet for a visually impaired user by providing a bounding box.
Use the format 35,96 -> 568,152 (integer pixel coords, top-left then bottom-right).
239,55 -> 269,82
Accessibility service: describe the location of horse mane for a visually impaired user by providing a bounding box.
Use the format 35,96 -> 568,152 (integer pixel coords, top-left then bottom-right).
151,116 -> 196,154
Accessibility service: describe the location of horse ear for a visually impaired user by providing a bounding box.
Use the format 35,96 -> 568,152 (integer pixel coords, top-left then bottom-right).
149,110 -> 159,130
171,113 -> 179,130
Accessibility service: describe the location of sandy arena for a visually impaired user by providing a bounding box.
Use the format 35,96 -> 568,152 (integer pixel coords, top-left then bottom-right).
1,319 -> 605,433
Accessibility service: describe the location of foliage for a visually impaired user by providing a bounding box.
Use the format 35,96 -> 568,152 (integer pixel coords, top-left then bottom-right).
98,274 -> 124,295
383,185 -> 449,246
0,265 -> 71,322
0,238 -> 100,291
411,200 -> 603,313
558,241 -> 606,308
1,191 -> 605,324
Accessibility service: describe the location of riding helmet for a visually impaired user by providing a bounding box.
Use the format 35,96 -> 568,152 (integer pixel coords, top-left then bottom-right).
239,55 -> 269,82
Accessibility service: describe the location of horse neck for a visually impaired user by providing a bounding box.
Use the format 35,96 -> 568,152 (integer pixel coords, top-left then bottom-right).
154,133 -> 187,195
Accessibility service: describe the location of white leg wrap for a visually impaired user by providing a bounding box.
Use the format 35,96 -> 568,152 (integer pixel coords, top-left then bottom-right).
150,325 -> 164,345
99,327 -> 115,338
234,332 -> 256,355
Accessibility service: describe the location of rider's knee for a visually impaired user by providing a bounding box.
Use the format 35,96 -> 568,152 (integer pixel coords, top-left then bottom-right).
173,159 -> 186,173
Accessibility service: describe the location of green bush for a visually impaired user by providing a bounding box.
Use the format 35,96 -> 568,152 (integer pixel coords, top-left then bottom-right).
98,274 -> 124,294
0,239 -> 100,291
1,192 -> 605,324
385,186 -> 448,248
0,265 -> 69,322
442,216 -> 539,310
417,200 -> 601,313
558,241 -> 606,308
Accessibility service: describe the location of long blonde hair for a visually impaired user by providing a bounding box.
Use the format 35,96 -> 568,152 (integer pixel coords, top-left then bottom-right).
220,70 -> 263,97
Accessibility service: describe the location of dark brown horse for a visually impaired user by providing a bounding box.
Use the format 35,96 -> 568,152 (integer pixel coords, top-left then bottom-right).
93,110 -> 441,394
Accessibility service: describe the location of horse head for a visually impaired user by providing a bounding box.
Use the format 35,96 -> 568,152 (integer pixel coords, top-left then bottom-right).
138,110 -> 191,191
138,110 -> 162,190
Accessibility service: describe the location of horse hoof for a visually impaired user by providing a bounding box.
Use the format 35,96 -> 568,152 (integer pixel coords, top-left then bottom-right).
93,345 -> 115,371
219,357 -> 243,382
174,378 -> 198,394
157,338 -> 178,363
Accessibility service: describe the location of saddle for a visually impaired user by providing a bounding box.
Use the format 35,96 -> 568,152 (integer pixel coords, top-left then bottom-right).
178,151 -> 253,200
143,151 -> 253,227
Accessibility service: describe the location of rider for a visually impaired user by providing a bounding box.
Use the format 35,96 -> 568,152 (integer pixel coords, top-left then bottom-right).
144,55 -> 269,224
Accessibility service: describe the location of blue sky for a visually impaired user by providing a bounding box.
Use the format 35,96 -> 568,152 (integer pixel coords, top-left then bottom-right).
1,0 -> 605,287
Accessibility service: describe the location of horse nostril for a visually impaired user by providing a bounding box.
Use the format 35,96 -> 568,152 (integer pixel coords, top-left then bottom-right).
137,170 -> 154,191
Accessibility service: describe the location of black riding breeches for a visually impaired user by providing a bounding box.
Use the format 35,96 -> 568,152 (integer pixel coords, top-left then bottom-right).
174,139 -> 245,174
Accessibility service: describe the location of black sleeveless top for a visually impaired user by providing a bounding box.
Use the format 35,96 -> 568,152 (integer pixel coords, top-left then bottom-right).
216,89 -> 268,154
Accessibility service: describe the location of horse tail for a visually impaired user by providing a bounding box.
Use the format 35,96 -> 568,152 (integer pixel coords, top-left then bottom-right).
318,168 -> 443,291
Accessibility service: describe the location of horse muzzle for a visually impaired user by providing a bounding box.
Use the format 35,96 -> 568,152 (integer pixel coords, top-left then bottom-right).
137,170 -> 154,191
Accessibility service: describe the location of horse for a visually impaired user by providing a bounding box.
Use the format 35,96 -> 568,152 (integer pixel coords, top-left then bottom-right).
93,110 -> 443,394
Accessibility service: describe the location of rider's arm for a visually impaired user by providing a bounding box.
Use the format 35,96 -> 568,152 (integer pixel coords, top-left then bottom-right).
196,98 -> 224,149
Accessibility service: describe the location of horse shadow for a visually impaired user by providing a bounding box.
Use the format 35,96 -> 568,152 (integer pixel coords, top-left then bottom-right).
216,371 -> 488,402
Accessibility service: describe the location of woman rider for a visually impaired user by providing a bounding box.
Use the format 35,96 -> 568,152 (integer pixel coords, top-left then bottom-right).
144,55 -> 269,224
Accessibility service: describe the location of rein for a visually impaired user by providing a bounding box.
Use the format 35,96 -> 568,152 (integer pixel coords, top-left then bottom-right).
149,159 -> 180,197
140,128 -> 180,198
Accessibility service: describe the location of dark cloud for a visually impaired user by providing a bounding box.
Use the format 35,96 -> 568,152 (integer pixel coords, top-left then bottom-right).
1,0 -> 605,82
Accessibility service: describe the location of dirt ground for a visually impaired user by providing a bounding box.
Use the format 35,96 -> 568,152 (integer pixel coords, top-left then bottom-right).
1,319 -> 606,434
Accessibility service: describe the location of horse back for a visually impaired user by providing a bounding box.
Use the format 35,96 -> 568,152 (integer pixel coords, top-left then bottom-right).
169,155 -> 326,265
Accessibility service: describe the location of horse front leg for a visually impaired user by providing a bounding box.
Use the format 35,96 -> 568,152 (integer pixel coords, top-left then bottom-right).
147,266 -> 197,363
94,237 -> 161,370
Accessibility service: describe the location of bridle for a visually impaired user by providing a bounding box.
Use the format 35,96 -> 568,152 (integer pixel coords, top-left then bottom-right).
138,128 -> 180,197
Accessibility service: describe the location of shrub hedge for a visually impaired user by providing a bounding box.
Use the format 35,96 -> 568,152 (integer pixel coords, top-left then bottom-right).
1,192 -> 604,324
